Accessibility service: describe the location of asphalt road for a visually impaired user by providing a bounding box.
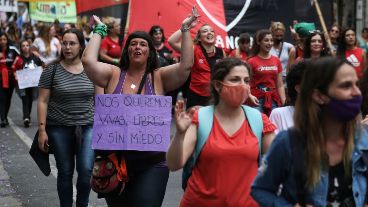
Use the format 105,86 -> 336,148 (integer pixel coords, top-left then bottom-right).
0,93 -> 183,207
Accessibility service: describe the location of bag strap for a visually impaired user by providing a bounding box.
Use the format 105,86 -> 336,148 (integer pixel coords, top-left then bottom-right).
137,72 -> 148,94
277,42 -> 284,58
241,105 -> 263,165
193,105 -> 263,166
192,105 -> 215,165
198,44 -> 223,71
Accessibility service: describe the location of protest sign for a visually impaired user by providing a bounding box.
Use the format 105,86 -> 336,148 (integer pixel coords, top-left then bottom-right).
16,67 -> 42,89
29,1 -> 77,23
92,94 -> 172,152
0,0 -> 18,12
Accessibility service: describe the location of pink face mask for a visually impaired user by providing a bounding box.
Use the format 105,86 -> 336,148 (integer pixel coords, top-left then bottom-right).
218,82 -> 250,107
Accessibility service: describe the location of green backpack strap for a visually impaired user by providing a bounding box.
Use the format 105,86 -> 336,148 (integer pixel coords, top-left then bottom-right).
182,105 -> 214,189
241,105 -> 263,165
193,105 -> 215,163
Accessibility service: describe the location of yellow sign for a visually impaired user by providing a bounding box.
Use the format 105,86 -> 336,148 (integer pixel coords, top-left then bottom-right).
29,1 -> 76,23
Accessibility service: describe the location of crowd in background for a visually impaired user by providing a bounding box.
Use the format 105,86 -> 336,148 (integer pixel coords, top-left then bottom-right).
1,11 -> 368,207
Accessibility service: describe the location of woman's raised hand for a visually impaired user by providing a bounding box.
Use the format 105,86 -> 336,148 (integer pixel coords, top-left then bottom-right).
175,100 -> 196,134
181,6 -> 200,31
92,15 -> 104,26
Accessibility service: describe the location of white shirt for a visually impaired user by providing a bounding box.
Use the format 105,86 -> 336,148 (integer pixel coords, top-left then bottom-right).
269,106 -> 295,134
33,37 -> 59,65
270,42 -> 293,77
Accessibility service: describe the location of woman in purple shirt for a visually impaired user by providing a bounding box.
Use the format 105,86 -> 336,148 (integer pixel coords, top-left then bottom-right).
82,9 -> 197,207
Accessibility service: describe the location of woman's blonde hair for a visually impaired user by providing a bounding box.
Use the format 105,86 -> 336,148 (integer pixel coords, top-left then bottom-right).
102,17 -> 119,34
194,24 -> 212,45
270,21 -> 285,33
294,57 -> 356,190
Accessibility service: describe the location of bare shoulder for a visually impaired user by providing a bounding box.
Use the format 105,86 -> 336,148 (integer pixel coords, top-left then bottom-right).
105,65 -> 122,93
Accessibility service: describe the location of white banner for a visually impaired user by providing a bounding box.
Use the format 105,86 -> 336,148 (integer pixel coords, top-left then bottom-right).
16,67 -> 42,89
0,0 -> 18,12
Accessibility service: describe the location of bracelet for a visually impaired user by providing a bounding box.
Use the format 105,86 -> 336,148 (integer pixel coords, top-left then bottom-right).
112,58 -> 119,64
180,25 -> 190,33
93,24 -> 108,38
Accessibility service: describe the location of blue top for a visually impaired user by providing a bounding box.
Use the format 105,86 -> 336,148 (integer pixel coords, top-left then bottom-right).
251,126 -> 368,207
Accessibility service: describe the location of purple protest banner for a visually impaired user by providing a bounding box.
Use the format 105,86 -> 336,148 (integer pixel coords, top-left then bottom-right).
92,94 -> 172,152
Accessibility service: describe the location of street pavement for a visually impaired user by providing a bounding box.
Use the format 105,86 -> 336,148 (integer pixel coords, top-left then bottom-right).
0,94 -> 183,207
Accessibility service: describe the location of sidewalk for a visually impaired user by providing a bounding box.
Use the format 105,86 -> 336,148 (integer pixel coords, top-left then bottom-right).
0,159 -> 23,206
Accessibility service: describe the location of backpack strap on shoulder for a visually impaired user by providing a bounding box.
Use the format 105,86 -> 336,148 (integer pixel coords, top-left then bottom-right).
182,105 -> 214,189
241,105 -> 263,165
193,105 -> 215,164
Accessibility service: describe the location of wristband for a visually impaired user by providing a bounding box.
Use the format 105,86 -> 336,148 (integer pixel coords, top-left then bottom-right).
113,58 -> 119,64
180,25 -> 190,33
93,24 -> 108,38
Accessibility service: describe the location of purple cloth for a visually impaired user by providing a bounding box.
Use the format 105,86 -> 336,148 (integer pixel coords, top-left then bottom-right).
112,70 -> 167,169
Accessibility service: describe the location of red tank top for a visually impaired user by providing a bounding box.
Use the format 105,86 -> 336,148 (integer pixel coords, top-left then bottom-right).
189,45 -> 223,97
180,111 -> 276,207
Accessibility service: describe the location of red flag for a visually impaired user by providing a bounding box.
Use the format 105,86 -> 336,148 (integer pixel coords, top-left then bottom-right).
128,0 -> 228,48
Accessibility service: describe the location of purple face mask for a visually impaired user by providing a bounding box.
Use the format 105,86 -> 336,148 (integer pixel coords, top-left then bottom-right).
326,95 -> 362,122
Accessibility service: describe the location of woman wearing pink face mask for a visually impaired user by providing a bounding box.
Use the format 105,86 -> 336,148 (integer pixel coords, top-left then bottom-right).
167,57 -> 276,207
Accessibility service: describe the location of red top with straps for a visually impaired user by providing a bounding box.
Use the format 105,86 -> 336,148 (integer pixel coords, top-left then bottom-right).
189,45 -> 214,97
345,47 -> 364,78
180,110 -> 276,207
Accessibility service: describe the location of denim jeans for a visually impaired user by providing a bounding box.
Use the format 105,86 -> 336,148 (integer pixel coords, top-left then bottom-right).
105,165 -> 169,207
253,97 -> 278,114
47,125 -> 95,207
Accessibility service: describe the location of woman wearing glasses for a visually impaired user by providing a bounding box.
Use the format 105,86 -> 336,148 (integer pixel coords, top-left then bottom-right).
37,28 -> 96,207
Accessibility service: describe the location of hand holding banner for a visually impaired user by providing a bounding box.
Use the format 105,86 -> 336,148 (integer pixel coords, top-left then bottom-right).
92,94 -> 172,152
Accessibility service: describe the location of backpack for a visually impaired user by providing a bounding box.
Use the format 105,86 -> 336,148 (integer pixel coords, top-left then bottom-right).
181,105 -> 263,189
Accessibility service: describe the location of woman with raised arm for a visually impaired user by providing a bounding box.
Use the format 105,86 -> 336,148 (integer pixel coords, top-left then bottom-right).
82,8 -> 198,207
168,23 -> 225,109
167,58 -> 275,206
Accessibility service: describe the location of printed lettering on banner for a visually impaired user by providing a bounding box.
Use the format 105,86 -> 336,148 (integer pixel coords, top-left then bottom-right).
92,94 -> 172,152
16,67 -> 43,89
0,0 -> 18,12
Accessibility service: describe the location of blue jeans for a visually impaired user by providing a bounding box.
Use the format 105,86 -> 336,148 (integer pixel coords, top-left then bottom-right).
105,165 -> 169,207
47,125 -> 95,207
253,97 -> 278,114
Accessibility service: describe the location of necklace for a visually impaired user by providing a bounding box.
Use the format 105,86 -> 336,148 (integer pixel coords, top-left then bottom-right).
130,83 -> 136,89
121,71 -> 144,94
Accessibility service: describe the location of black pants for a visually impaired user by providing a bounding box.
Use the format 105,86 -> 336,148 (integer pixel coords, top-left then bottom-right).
105,166 -> 169,207
0,78 -> 15,121
20,87 -> 37,120
186,88 -> 211,109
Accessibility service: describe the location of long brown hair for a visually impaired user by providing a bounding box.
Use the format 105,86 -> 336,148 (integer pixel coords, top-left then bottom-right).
294,57 -> 356,189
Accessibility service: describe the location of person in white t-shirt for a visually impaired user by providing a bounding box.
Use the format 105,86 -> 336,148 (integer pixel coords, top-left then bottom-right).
269,61 -> 307,134
32,24 -> 61,65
